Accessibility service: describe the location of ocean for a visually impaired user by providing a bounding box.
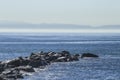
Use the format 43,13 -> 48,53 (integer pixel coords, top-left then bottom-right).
0,33 -> 120,80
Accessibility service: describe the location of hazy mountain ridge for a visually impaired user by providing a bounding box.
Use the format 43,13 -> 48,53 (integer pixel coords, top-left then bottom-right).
0,21 -> 120,29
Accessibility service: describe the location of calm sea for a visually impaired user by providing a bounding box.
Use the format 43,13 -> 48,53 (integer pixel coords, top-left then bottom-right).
0,33 -> 120,80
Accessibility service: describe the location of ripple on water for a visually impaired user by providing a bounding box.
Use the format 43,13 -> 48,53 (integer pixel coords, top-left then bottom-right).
23,57 -> 120,80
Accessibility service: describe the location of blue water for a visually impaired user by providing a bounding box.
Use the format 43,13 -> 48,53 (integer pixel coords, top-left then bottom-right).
0,33 -> 120,80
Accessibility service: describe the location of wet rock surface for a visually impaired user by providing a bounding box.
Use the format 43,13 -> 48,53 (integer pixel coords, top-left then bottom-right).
0,51 -> 98,80
81,53 -> 99,58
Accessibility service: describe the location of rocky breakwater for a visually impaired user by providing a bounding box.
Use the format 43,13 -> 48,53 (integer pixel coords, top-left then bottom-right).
0,51 -> 98,80
0,51 -> 79,80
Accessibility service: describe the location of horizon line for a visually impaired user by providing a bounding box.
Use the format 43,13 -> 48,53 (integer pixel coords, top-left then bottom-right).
0,20 -> 120,27
0,29 -> 120,33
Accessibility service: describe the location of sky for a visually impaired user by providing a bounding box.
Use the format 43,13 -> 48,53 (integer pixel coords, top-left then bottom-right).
0,0 -> 120,33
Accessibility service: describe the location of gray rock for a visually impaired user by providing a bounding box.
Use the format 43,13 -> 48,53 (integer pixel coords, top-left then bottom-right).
16,66 -> 35,72
81,53 -> 99,58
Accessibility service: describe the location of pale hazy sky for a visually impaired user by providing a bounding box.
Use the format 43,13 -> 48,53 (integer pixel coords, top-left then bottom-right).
0,0 -> 120,26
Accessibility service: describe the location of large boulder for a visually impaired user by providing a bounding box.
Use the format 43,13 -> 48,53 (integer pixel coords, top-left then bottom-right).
81,53 -> 99,58
6,57 -> 30,68
7,59 -> 21,67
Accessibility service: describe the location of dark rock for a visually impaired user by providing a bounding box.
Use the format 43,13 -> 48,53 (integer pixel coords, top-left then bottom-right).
74,54 -> 80,57
46,56 -> 58,62
30,53 -> 39,60
0,64 -> 5,73
0,76 -> 4,80
67,55 -> 79,61
6,74 -> 23,79
6,57 -> 30,68
17,66 -> 35,72
28,59 -> 47,68
48,52 -> 56,56
61,51 -> 70,57
7,59 -> 21,67
0,50 -> 82,80
28,60 -> 41,68
81,53 -> 99,58
2,68 -> 19,75
55,57 -> 67,62
1,68 -> 23,79
20,59 -> 30,66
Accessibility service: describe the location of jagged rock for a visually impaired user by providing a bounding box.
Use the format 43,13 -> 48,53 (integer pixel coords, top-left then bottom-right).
7,59 -> 21,67
81,53 -> 99,58
1,68 -> 23,79
20,59 -> 30,66
48,52 -> 56,56
0,63 -> 5,73
55,57 -> 67,62
6,57 -> 30,68
5,73 -> 23,79
45,55 -> 58,62
69,56 -> 79,61
0,50 -> 82,80
28,59 -> 47,68
16,66 -> 35,72
30,53 -> 40,60
61,51 -> 70,57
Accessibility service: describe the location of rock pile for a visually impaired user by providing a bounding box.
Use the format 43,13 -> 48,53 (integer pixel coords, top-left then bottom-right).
0,51 -> 79,80
0,51 -> 98,80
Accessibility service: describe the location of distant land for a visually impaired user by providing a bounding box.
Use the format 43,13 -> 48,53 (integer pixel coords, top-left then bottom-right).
0,21 -> 120,30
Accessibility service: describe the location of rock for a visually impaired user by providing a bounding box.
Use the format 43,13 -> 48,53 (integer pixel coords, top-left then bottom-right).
0,76 -> 4,80
2,68 -> 19,75
55,57 -> 67,62
28,60 -> 41,68
7,59 -> 21,67
17,66 -> 35,72
0,64 -> 5,73
45,56 -> 58,62
0,50 -> 82,80
20,59 -> 30,66
28,59 -> 48,68
61,51 -> 70,57
5,73 -> 23,79
29,53 -> 39,60
6,57 -> 31,68
48,52 -> 56,56
74,54 -> 80,57
81,53 -> 99,58
1,68 -> 23,79
7,60 -> 20,67
69,54 -> 79,61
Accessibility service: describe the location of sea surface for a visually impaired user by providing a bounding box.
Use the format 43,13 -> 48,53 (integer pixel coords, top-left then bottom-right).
0,33 -> 120,80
